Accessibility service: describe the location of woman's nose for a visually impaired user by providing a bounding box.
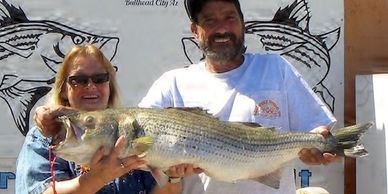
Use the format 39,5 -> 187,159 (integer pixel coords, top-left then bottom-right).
84,79 -> 97,89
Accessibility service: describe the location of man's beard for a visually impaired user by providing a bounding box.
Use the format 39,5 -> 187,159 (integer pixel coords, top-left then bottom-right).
199,32 -> 244,65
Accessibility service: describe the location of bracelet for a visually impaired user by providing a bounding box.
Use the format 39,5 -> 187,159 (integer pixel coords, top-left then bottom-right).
168,177 -> 182,184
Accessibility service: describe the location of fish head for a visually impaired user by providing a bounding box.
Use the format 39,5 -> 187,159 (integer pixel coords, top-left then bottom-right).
52,110 -> 118,164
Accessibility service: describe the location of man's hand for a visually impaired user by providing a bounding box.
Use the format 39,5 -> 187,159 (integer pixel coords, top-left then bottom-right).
164,163 -> 203,178
34,105 -> 76,137
298,126 -> 338,165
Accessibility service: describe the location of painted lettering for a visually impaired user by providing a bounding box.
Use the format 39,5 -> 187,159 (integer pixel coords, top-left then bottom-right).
155,0 -> 168,8
0,172 -> 15,189
169,0 -> 178,6
298,169 -> 312,188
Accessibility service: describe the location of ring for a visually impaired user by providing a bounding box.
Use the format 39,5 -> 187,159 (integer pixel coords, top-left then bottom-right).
120,162 -> 125,169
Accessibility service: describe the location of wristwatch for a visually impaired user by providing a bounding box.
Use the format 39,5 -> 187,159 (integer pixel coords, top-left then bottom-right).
168,177 -> 182,184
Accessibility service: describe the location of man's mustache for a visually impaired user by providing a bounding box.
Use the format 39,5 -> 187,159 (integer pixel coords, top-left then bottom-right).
209,33 -> 237,43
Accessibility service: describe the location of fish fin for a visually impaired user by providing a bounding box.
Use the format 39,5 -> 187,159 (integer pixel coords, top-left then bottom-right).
181,36 -> 204,64
0,0 -> 30,27
132,136 -> 153,156
249,170 -> 282,189
343,145 -> 369,157
313,84 -> 335,112
328,122 -> 373,157
1,74 -> 19,88
233,122 -> 263,128
317,27 -> 341,51
231,122 -> 277,133
41,55 -> 61,73
272,0 -> 311,31
169,107 -> 213,116
0,81 -> 51,135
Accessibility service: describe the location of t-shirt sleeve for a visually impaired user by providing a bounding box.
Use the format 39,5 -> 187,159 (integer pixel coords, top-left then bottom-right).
138,72 -> 174,108
280,56 -> 337,131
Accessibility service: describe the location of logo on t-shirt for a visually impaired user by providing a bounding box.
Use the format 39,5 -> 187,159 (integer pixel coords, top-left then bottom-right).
253,99 -> 281,119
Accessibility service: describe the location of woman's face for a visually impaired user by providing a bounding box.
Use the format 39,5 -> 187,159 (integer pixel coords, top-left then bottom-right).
62,55 -> 110,111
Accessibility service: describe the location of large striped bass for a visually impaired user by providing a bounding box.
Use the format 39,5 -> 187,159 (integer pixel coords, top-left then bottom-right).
53,107 -> 372,189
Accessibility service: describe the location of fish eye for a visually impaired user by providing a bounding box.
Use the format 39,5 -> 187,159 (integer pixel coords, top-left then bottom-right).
72,36 -> 85,45
84,115 -> 95,124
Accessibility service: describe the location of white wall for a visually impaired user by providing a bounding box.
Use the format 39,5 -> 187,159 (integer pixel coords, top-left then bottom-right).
356,74 -> 388,194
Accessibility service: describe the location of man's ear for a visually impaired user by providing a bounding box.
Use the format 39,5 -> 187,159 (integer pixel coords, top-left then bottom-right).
190,22 -> 198,38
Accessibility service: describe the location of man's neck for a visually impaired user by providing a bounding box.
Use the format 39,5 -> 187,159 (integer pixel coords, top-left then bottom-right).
205,55 -> 244,73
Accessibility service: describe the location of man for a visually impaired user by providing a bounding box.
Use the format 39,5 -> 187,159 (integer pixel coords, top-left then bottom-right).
138,0 -> 337,193
35,0 -> 337,193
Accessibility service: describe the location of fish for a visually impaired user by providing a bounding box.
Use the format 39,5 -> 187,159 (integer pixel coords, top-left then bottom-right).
181,0 -> 340,112
0,0 -> 120,135
52,107 -> 372,189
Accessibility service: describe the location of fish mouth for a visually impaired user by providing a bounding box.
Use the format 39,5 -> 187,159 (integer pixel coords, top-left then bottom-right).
52,115 -> 85,148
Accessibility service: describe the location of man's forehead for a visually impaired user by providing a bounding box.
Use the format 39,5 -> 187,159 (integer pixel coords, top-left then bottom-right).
197,1 -> 240,18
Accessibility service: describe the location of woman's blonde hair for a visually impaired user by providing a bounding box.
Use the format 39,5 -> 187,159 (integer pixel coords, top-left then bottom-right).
49,44 -> 120,108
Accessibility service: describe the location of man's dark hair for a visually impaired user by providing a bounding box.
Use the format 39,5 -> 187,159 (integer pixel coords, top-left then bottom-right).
184,0 -> 244,23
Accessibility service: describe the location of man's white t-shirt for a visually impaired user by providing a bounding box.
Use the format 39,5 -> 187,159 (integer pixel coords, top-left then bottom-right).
139,53 -> 336,194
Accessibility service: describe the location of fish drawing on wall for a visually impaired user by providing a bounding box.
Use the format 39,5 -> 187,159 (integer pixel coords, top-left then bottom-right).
0,0 -> 120,136
182,0 -> 340,112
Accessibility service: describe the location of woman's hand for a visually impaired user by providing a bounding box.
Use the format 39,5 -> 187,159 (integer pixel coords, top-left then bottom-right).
34,105 -> 76,137
87,136 -> 146,184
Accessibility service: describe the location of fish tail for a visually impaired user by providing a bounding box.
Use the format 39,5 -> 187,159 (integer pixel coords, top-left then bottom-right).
327,122 -> 373,157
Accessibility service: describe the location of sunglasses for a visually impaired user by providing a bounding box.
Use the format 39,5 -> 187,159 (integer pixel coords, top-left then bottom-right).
67,73 -> 109,87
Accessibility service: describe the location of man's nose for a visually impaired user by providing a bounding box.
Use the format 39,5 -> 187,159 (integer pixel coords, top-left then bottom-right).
214,19 -> 229,34
214,21 -> 229,34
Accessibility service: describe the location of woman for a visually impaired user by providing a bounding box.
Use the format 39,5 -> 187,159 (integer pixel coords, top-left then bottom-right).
15,44 -> 181,194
